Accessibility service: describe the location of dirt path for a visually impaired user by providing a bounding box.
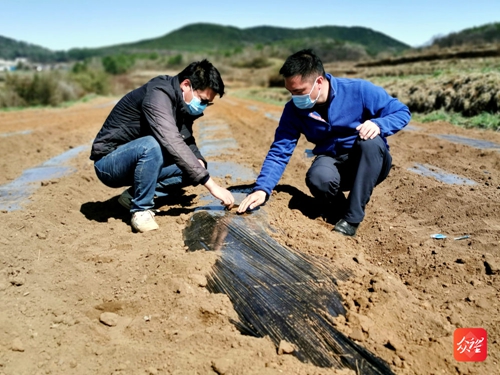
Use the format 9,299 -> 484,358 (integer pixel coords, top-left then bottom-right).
0,94 -> 499,375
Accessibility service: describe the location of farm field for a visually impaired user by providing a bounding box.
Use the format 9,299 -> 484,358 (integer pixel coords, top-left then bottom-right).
0,90 -> 499,375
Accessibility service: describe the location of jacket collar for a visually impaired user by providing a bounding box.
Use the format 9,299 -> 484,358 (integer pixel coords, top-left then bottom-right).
326,73 -> 337,103
288,73 -> 337,114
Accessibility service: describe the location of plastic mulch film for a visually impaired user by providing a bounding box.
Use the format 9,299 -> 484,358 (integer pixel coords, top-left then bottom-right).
183,210 -> 395,374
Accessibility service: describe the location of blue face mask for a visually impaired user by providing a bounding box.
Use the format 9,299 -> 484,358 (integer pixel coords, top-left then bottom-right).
292,78 -> 321,109
184,85 -> 207,115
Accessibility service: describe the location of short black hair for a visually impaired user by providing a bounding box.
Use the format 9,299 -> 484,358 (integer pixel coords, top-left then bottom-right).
279,49 -> 326,81
178,59 -> 225,97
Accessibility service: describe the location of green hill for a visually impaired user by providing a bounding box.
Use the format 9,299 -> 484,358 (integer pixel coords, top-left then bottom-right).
432,22 -> 500,48
67,23 -> 410,61
246,25 -> 408,54
1,23 -> 411,62
0,35 -> 66,63
127,23 -> 409,53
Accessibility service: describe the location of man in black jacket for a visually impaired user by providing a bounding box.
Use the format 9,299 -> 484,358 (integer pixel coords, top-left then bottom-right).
90,59 -> 235,232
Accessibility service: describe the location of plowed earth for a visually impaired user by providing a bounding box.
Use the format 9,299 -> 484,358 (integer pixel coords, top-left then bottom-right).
0,93 -> 499,375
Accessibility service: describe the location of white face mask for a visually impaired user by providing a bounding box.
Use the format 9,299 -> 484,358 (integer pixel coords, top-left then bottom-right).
292,77 -> 321,109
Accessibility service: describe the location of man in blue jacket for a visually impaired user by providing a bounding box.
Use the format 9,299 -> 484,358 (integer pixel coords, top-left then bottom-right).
91,60 -> 235,233
237,49 -> 411,236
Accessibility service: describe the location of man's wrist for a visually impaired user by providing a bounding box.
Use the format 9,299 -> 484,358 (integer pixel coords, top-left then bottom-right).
200,175 -> 210,186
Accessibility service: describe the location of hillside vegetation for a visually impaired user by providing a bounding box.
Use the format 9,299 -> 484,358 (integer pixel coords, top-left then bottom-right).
119,24 -> 408,56
0,23 -> 410,63
432,22 -> 500,48
339,22 -> 500,131
364,59 -> 500,130
1,21 -> 500,131
230,52 -> 500,131
0,36 -> 66,63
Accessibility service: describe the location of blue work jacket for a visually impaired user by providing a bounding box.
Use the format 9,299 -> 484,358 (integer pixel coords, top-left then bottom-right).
254,73 -> 411,195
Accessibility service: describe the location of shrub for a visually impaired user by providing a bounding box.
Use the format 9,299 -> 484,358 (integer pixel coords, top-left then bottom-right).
148,52 -> 159,60
232,57 -> 273,69
72,61 -> 88,74
268,73 -> 284,88
0,89 -> 24,108
167,54 -> 183,66
4,72 -> 69,106
70,69 -> 110,95
102,55 -> 136,75
0,68 -> 110,109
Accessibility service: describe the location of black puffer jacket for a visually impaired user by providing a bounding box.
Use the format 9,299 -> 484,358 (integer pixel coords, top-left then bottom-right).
90,75 -> 209,185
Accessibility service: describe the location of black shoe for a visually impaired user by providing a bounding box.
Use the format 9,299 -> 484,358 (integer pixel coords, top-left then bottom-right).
334,219 -> 358,236
320,194 -> 347,224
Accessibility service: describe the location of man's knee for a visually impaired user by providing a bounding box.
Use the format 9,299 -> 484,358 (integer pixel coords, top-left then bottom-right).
306,164 -> 340,197
355,136 -> 392,184
356,136 -> 386,156
139,136 -> 162,157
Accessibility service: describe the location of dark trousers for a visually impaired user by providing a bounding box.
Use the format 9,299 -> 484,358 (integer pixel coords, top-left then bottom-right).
305,136 -> 392,224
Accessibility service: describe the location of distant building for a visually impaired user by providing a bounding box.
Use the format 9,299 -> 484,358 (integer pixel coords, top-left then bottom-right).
0,58 -> 67,72
14,57 -> 28,65
0,58 -> 16,71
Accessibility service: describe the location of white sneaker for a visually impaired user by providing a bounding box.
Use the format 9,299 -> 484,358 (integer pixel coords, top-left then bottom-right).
131,210 -> 159,232
118,189 -> 133,210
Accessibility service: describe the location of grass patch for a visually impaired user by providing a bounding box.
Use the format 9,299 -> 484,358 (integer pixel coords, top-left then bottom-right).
57,93 -> 100,108
413,110 -> 500,131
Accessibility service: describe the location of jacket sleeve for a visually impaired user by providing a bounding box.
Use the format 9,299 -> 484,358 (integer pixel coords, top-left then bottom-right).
254,108 -> 301,195
188,141 -> 207,168
178,120 -> 207,167
362,81 -> 411,137
142,86 -> 209,185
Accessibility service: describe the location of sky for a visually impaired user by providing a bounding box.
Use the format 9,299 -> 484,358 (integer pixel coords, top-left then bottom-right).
1,0 -> 499,51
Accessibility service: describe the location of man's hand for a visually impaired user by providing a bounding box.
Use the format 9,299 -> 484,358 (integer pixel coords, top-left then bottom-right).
237,190 -> 267,213
203,178 -> 235,208
198,159 -> 206,168
356,120 -> 380,140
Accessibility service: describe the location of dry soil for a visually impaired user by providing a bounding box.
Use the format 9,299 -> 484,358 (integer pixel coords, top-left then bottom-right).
0,93 -> 499,375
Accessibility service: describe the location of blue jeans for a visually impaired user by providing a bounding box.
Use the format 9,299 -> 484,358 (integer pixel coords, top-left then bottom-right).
94,136 -> 185,212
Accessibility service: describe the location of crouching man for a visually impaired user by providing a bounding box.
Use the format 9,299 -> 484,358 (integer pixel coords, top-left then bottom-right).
90,59 -> 234,232
237,49 -> 410,236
